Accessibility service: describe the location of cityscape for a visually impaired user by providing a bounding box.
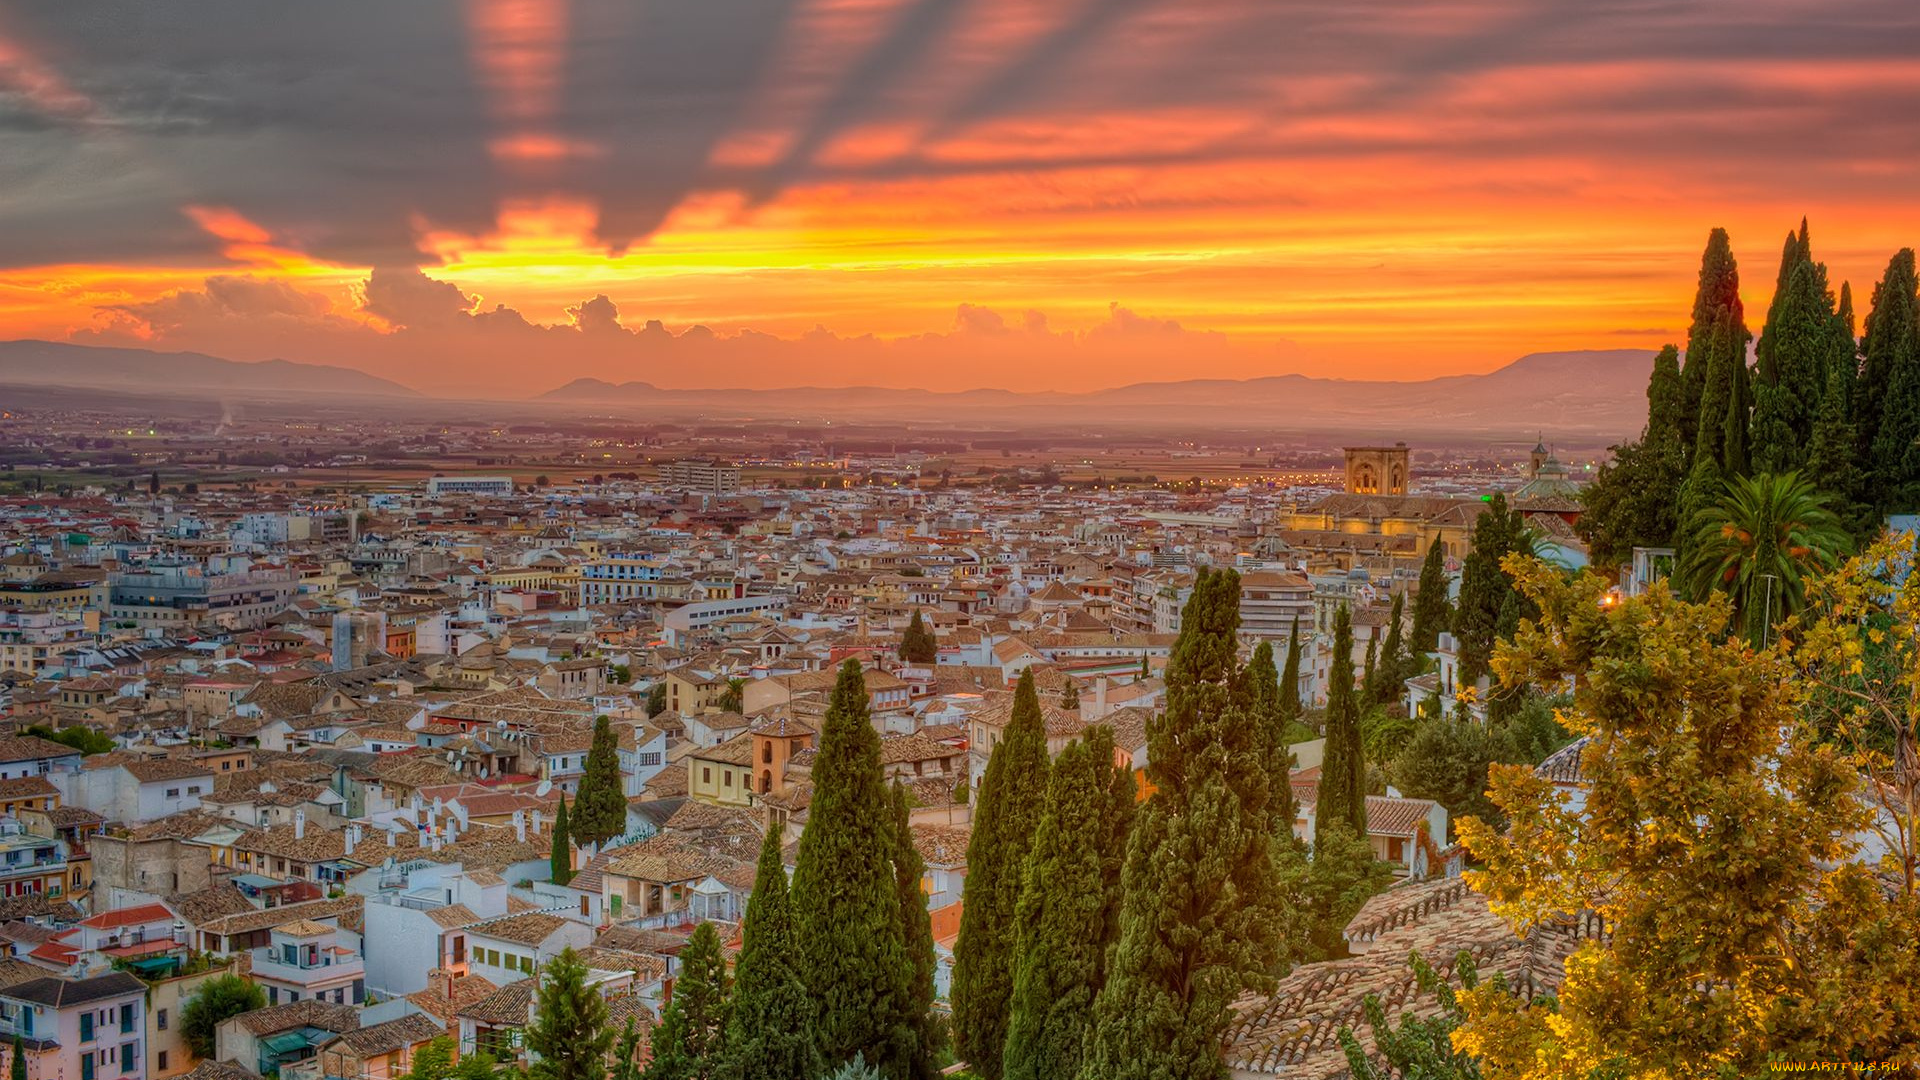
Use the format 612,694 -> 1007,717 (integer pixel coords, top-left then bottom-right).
3,2 -> 1920,1079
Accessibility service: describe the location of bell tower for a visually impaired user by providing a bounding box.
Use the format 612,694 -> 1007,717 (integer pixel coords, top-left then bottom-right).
1343,443 -> 1410,495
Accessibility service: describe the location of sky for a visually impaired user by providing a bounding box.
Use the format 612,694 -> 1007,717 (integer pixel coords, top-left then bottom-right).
3,0 -> 1920,395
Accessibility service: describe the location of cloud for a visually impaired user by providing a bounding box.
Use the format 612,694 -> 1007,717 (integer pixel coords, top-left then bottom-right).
362,266 -> 479,330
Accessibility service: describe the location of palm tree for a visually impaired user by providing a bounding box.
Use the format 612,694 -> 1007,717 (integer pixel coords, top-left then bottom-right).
1681,471 -> 1850,647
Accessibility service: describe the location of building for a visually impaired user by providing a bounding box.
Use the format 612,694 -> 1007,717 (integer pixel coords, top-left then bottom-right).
249,920 -> 365,1007
577,555 -> 667,605
0,971 -> 149,1080
662,596 -> 786,647
661,460 -> 740,496
106,564 -> 296,634
0,611 -> 93,678
1236,571 -> 1313,643
426,477 -> 515,498
1342,444 -> 1411,496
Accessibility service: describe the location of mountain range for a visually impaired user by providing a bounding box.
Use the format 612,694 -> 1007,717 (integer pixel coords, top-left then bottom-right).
0,339 -> 1655,438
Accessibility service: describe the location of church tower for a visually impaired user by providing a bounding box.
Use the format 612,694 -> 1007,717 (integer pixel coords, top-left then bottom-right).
1343,443 -> 1410,495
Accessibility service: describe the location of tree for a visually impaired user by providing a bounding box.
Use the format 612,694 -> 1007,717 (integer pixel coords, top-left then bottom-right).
1242,640 -> 1296,835
10,1035 -> 23,1080
953,670 -> 1049,1080
1679,471 -> 1850,647
717,677 -> 746,714
1864,249 -> 1920,512
791,661 -> 922,1080
1451,494 -> 1528,688
529,947 -> 613,1080
1388,717 -> 1501,834
1580,345 -> 1691,567
1060,679 -> 1079,710
572,715 -> 627,847
644,922 -> 730,1080
612,1020 -> 645,1080
1279,820 -> 1391,963
647,682 -> 668,718
720,824 -> 821,1080
1452,558 -> 1920,1072
147,470 -> 160,495
1277,617 -> 1304,731
1317,604 -> 1367,844
1678,227 -> 1745,456
1753,230 -> 1843,475
898,610 -> 937,664
550,797 -> 573,886
888,785 -> 937,1080
1408,539 -> 1451,654
1078,568 -> 1296,1080
180,973 -> 265,1060
22,724 -> 115,756
1369,591 -> 1405,705
1003,726 -> 1133,1080
401,1037 -> 455,1080
1808,285 -> 1868,537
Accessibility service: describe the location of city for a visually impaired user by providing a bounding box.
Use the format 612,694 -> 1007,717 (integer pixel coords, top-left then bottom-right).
3,1 -> 1920,1079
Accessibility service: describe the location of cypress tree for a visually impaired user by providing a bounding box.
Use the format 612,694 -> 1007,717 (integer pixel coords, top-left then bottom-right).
1864,249 -> 1920,512
1359,637 -> 1378,709
645,922 -> 731,1080
792,661 -> 919,1079
1679,228 -> 1744,455
1061,679 -> 1079,711
573,715 -> 627,847
1452,494 -> 1524,687
1722,329 -> 1752,479
1277,618 -> 1304,729
1078,568 -> 1294,1080
1316,604 -> 1367,845
1753,226 -> 1837,475
1409,542 -> 1448,661
720,825 -> 822,1080
10,1036 -> 23,1080
1811,285 -> 1867,535
550,796 -> 573,887
889,784 -> 937,1080
953,670 -> 1049,1080
1003,727 -> 1132,1080
1243,641 -> 1296,836
528,947 -> 613,1080
898,610 -> 937,664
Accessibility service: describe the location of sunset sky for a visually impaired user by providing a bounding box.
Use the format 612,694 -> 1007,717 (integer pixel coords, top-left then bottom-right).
4,0 -> 1920,394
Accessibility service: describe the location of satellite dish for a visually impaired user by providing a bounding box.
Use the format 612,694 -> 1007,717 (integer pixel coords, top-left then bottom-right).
535,780 -> 552,797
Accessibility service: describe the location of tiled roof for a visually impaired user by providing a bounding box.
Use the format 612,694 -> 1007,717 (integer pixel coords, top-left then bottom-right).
233,998 -> 361,1037
326,1013 -> 445,1058
458,977 -> 537,1024
467,911 -> 567,947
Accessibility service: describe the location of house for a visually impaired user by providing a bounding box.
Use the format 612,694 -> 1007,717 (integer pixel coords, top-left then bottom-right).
461,912 -> 590,986
59,762 -> 215,826
0,970 -> 148,1080
144,966 -> 229,1079
1292,784 -> 1450,877
0,738 -> 85,781
250,920 -> 365,1007
305,1014 -> 446,1080
213,999 -> 359,1078
0,821 -> 70,903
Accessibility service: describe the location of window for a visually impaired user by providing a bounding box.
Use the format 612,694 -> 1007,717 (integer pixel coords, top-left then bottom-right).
81,1012 -> 94,1042
120,1003 -> 134,1033
701,768 -> 711,784
120,1043 -> 135,1074
723,771 -> 732,788
158,1053 -> 168,1071
165,788 -> 179,798
519,955 -> 533,975
157,1008 -> 168,1031
188,785 -> 202,795
639,752 -> 660,767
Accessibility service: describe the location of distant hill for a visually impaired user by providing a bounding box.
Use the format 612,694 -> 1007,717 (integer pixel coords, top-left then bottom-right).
538,349 -> 1658,439
0,340 -> 420,399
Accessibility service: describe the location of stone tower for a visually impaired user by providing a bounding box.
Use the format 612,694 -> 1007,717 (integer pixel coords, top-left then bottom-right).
1343,443 -> 1410,495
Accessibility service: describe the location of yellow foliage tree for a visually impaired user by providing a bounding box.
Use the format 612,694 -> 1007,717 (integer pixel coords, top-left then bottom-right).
1453,556 -> 1920,1076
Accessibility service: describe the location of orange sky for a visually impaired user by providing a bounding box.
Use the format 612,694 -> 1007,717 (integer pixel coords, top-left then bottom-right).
4,0 -> 1920,394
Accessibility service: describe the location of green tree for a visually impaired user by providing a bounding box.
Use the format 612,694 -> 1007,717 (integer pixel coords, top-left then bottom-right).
1388,717 -> 1501,834
647,682 -> 668,717
791,661 -> 921,1080
1679,471 -> 1850,647
1369,591 -> 1405,705
572,715 -> 627,847
550,797 -> 573,886
10,1035 -> 23,1080
717,677 -> 746,714
1451,494 -> 1529,688
898,610 -> 937,664
644,922 -> 730,1080
1003,727 -> 1133,1080
1454,558 -> 1920,1073
1752,229 -> 1842,475
612,1020 -> 645,1080
401,1036 -> 455,1080
529,947 -> 612,1080
1077,568 -> 1295,1080
1242,640 -> 1296,834
1578,344 -> 1689,567
1408,539 -> 1451,654
1277,617 -> 1304,730
887,785 -> 937,1080
1678,227 -> 1746,456
1808,283 -> 1868,537
720,824 -> 821,1080
1317,604 -> 1367,843
1279,821 -> 1390,963
1060,679 -> 1079,711
1864,249 -> 1920,512
180,973 -> 265,1060
953,670 -> 1049,1080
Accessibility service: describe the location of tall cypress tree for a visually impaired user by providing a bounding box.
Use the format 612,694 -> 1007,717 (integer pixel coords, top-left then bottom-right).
550,796 -> 573,886
1408,540 -> 1449,655
888,784 -> 937,1080
1811,284 -> 1867,535
1753,252 -> 1839,475
953,670 -> 1049,1080
1372,591 -> 1405,705
1679,228 -> 1744,456
1452,494 -> 1525,687
1004,727 -> 1132,1080
1864,249 -> 1920,513
1078,568 -> 1294,1080
1277,618 -> 1304,729
898,610 -> 937,664
528,948 -> 613,1080
720,825 -> 821,1080
1316,604 -> 1367,845
1243,641 -> 1296,835
644,922 -> 731,1080
1578,344 -> 1689,566
573,715 -> 627,847
792,661 -> 920,1079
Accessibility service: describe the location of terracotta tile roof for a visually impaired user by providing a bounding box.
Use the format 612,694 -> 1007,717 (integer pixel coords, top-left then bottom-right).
425,904 -> 481,929
467,911 -> 567,947
326,1013 -> 445,1058
458,977 -> 537,1024
233,996 -> 362,1037
910,823 -> 969,866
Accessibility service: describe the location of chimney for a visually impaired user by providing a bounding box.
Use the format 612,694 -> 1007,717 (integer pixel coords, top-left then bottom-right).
386,825 -> 397,847
453,802 -> 470,828
530,809 -> 543,836
1094,677 -> 1108,720
294,809 -> 306,840
513,810 -> 527,843
432,796 -> 444,818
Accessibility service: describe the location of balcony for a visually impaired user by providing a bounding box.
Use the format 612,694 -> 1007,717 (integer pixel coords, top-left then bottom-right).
249,953 -> 365,987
